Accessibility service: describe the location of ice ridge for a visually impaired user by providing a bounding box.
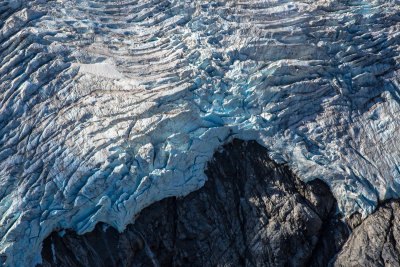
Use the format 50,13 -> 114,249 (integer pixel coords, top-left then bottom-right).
1,0 -> 400,265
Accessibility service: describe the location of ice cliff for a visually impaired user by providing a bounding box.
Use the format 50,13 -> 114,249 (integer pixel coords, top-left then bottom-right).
1,0 -> 400,265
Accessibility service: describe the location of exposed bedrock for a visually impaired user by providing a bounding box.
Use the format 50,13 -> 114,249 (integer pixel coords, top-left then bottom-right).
3,0 -> 400,265
334,199 -> 400,267
41,139 -> 349,267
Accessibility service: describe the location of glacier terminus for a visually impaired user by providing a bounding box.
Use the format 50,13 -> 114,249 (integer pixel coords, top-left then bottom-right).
1,0 -> 400,265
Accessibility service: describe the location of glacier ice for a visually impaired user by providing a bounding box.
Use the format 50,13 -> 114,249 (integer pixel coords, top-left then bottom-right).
1,0 -> 400,265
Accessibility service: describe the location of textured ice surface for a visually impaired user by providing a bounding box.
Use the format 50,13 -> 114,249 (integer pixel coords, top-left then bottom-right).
1,0 -> 400,265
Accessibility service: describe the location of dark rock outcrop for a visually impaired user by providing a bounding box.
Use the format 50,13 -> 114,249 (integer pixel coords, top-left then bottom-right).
334,200 -> 400,267
41,139 -> 349,267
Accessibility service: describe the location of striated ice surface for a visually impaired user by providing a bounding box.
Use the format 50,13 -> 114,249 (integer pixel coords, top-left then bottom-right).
1,0 -> 400,265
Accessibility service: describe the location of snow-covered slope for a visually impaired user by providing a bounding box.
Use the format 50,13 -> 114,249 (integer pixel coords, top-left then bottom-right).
1,0 -> 400,265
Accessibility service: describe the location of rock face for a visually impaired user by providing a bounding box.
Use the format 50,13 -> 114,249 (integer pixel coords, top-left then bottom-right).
41,139 -> 349,267
2,0 -> 400,265
334,200 -> 400,267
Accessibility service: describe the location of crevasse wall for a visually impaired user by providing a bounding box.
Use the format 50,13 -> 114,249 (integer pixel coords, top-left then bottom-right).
1,0 -> 400,265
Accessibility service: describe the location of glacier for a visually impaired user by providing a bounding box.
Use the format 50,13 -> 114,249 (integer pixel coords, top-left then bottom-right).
1,0 -> 400,265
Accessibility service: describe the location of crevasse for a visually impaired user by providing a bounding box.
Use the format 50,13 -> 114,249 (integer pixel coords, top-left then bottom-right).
1,0 -> 400,265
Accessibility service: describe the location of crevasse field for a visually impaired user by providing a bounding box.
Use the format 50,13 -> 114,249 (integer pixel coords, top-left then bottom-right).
1,0 -> 400,265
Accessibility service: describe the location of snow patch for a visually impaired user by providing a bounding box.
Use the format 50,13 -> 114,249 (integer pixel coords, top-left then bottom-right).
75,62 -> 123,79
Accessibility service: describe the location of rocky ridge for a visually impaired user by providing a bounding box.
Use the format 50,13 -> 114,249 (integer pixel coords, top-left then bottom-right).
40,140 -> 400,267
41,140 -> 349,267
1,0 -> 400,265
334,199 -> 400,267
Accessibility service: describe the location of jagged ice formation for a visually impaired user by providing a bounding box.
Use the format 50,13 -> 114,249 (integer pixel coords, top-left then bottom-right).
1,0 -> 400,265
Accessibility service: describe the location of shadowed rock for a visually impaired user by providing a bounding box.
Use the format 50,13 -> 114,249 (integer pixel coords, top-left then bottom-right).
3,1 -> 400,264
41,139 -> 349,267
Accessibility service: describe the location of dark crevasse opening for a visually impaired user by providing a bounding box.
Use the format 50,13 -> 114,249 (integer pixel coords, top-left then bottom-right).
40,139 -> 349,267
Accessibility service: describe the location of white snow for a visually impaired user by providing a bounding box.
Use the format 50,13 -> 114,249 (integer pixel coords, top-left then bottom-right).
1,0 -> 400,266
74,62 -> 123,79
